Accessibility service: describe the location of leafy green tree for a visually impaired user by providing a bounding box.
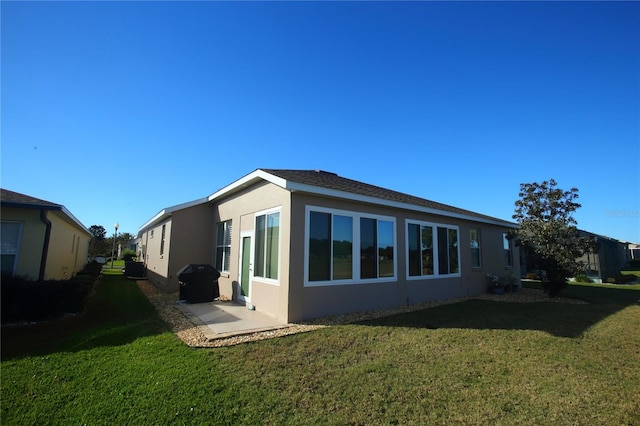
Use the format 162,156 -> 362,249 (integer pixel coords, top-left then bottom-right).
511,179 -> 596,297
88,225 -> 108,258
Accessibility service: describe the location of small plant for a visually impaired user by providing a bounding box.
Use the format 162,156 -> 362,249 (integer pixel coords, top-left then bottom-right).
486,273 -> 502,288
574,275 -> 592,283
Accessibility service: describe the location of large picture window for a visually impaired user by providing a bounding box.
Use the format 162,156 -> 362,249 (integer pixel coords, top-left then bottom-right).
306,207 -> 395,285
215,220 -> 232,272
407,221 -> 460,278
255,211 -> 280,280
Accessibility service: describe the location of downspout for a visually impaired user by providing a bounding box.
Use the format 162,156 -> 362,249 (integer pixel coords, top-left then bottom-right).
39,209 -> 52,281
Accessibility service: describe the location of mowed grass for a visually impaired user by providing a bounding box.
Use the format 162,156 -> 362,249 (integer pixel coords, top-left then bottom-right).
2,273 -> 639,425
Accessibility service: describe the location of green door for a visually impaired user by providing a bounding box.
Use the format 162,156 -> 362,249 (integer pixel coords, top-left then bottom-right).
241,235 -> 251,298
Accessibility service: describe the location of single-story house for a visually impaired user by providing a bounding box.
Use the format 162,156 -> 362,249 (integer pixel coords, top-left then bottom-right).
575,231 -> 633,282
137,169 -> 520,322
1,189 -> 91,280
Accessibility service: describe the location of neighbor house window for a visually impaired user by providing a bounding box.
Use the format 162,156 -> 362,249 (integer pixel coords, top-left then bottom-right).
503,232 -> 512,266
160,224 -> 166,256
306,207 -> 395,285
216,220 -> 232,272
407,221 -> 460,278
470,228 -> 482,268
1,221 -> 22,276
254,210 -> 280,280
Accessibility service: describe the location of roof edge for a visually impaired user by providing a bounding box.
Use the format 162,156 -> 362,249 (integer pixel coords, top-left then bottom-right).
137,196 -> 210,234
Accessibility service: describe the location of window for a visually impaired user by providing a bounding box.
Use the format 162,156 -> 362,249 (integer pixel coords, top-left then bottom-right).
470,228 -> 482,268
503,232 -> 512,266
216,220 -> 232,272
254,210 -> 280,280
407,221 -> 460,278
1,221 -> 22,276
306,207 -> 395,285
160,224 -> 166,256
308,212 -> 354,281
364,218 -> 395,279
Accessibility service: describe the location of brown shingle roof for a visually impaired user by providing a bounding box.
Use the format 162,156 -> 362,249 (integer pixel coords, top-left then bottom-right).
0,188 -> 62,209
261,169 -> 513,225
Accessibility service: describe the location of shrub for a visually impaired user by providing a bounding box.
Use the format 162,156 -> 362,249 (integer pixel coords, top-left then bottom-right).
613,274 -> 636,284
574,275 -> 591,283
79,261 -> 103,277
1,270 -> 97,323
605,274 -> 637,284
121,249 -> 137,262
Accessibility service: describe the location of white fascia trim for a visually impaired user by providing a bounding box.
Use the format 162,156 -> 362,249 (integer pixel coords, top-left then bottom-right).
137,197 -> 209,234
60,206 -> 92,236
288,182 -> 517,228
207,169 -> 288,202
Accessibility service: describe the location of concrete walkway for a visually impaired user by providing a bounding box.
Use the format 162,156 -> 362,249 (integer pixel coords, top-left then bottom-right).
176,300 -> 290,341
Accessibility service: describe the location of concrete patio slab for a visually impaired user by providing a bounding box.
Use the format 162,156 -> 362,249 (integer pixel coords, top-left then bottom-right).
176,300 -> 290,341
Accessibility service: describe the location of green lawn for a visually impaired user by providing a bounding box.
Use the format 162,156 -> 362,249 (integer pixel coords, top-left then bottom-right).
2,274 -> 639,425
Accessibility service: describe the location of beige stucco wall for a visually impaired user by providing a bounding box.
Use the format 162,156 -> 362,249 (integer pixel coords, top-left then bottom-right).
141,219 -> 172,289
214,181 -> 292,321
44,210 -> 91,280
286,193 -> 520,322
168,203 -> 216,291
1,207 -> 90,280
141,203 -> 218,292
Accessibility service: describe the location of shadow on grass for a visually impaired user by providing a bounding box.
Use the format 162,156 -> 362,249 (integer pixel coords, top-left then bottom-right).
1,272 -> 169,360
357,284 -> 640,338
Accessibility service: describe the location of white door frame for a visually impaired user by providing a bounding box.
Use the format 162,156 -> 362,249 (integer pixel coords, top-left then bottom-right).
238,230 -> 253,304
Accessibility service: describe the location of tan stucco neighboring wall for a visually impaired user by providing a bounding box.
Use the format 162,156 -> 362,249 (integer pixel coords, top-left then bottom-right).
142,219 -> 172,289
167,203 -> 217,291
1,206 -> 90,280
140,203 -> 221,292
1,207 -> 45,280
286,193 -> 520,322
214,181 -> 292,322
44,210 -> 90,280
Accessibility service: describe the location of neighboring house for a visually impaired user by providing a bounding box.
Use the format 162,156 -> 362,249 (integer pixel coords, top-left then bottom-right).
1,189 -> 91,280
628,243 -> 640,262
137,169 -> 520,323
575,231 -> 633,282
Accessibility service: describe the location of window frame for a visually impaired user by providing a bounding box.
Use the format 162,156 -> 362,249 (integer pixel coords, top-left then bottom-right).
253,207 -> 281,284
304,206 -> 397,287
1,221 -> 23,276
470,227 -> 482,269
503,232 -> 512,267
215,220 -> 232,273
405,219 -> 461,280
160,224 -> 166,256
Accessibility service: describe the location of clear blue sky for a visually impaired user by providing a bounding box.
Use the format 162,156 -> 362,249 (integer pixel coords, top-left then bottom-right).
2,1 -> 639,242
